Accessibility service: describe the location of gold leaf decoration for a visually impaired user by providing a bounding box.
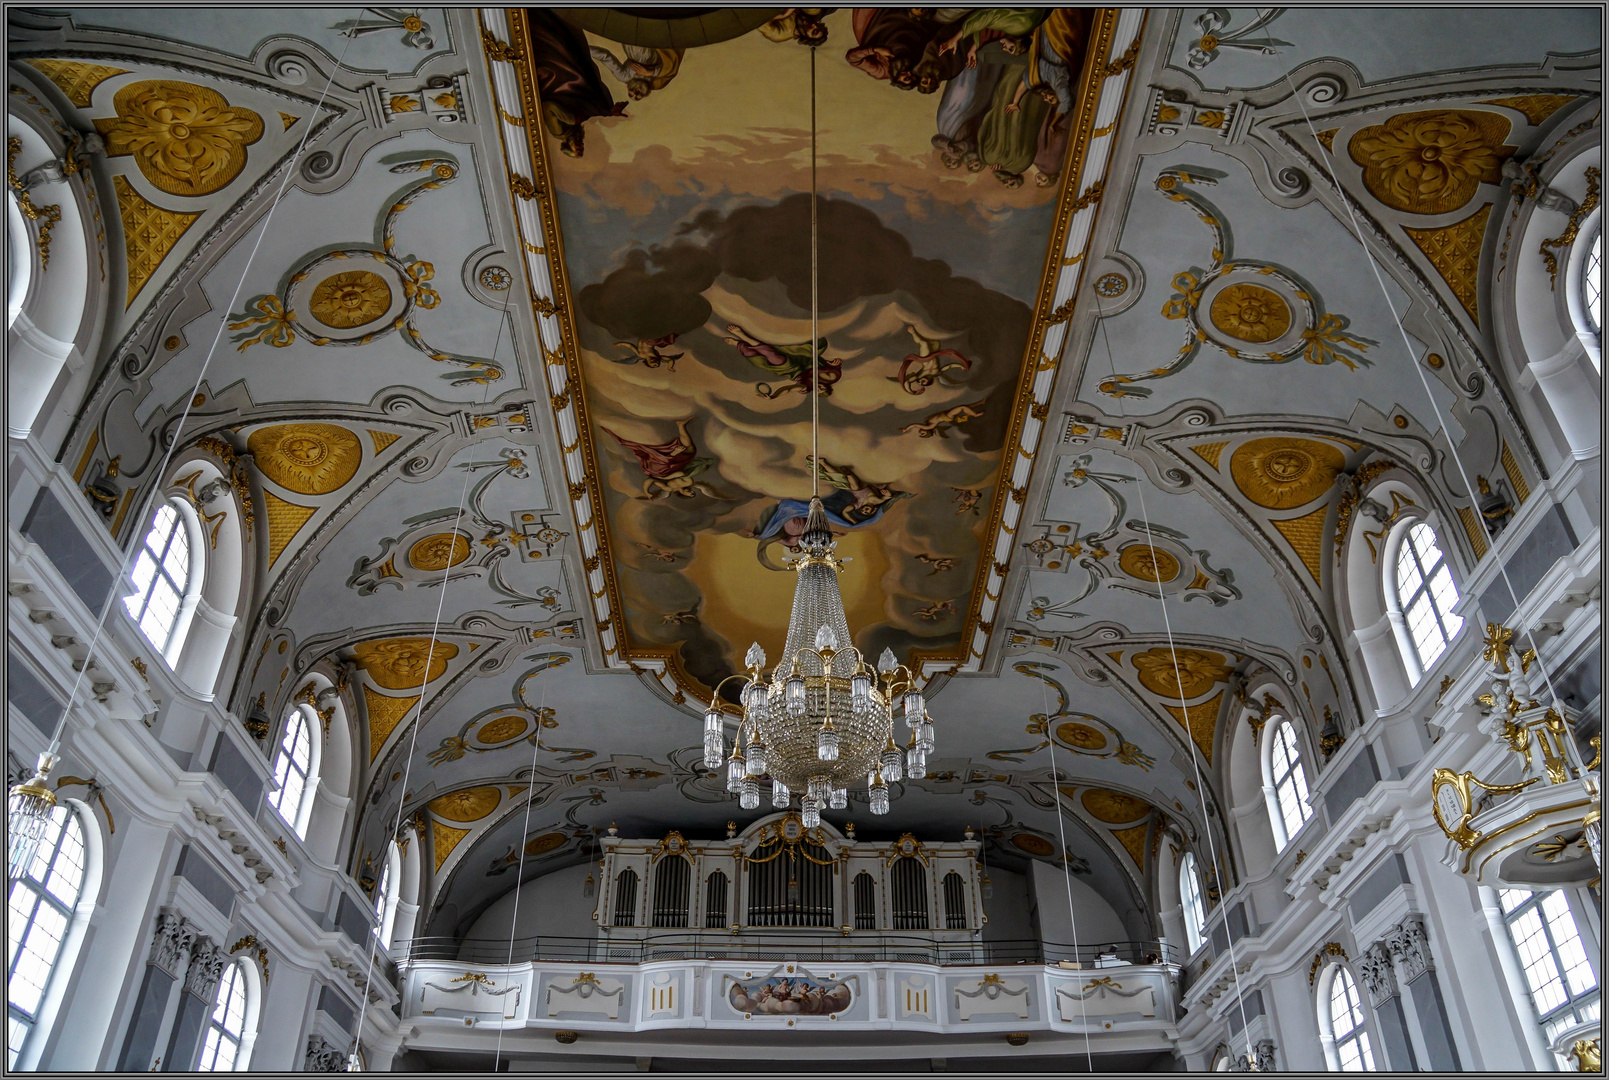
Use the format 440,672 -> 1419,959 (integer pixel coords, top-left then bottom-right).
1011,833 -> 1055,856
1230,437 -> 1346,510
476,715 -> 529,745
24,58 -> 129,107
1112,823 -> 1149,868
278,111 -> 298,131
368,429 -> 402,454
95,80 -> 264,198
362,686 -> 420,760
112,175 -> 199,306
1209,283 -> 1292,343
1500,443 -> 1529,503
1118,544 -> 1180,583
351,637 -> 459,691
1081,787 -> 1151,824
1272,506 -> 1329,583
1188,441 -> 1228,470
1457,506 -> 1490,560
431,819 -> 470,872
524,832 -> 567,856
1476,95 -> 1577,128
261,490 -> 316,567
1132,647 -> 1232,699
246,423 -> 363,496
429,785 -> 502,822
309,270 -> 392,329
1056,722 -> 1108,751
1313,128 -> 1338,154
1347,110 -> 1512,215
1404,204 -> 1492,325
1163,692 -> 1223,764
408,532 -> 472,572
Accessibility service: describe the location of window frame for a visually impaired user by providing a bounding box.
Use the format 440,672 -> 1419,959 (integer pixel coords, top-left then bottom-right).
1179,851 -> 1206,956
373,842 -> 403,950
1265,718 -> 1313,850
1388,519 -> 1463,678
6,800 -> 98,1071
1321,963 -> 1378,1072
122,497 -> 204,665
196,958 -> 250,1072
266,706 -> 319,840
1564,203 -> 1602,365
1499,887 -> 1602,1045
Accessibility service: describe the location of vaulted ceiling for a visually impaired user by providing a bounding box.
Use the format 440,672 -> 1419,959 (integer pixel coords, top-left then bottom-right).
12,7 -> 1600,939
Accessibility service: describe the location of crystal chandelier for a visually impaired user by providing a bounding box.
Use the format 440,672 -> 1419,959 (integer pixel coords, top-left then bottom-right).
7,752 -> 59,881
699,47 -> 933,829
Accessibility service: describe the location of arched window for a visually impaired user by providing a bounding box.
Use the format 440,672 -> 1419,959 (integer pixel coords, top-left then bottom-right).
267,710 -> 314,839
123,500 -> 196,660
1584,226 -> 1602,337
1499,888 -> 1600,1044
373,842 -> 402,949
6,804 -> 86,1067
1393,522 -> 1462,672
1327,966 -> 1376,1071
1179,851 -> 1206,955
1269,720 -> 1313,848
197,959 -> 249,1071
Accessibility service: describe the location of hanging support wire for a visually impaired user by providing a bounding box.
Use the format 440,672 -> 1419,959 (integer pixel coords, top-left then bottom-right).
1042,679 -> 1095,1068
7,35 -> 358,883
494,684 -> 547,1072
810,43 -> 820,498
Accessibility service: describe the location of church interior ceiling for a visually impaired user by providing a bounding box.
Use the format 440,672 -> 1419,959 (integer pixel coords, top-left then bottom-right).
10,6 -> 1599,939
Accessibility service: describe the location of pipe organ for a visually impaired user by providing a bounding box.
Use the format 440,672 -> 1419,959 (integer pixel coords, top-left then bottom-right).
594,813 -> 983,950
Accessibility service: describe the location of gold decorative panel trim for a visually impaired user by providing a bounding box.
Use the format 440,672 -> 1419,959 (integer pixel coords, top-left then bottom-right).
362,685 -> 421,761
24,57 -> 129,107
1476,94 -> 1577,128
1404,203 -> 1492,325
1188,440 -> 1228,471
429,785 -> 502,823
261,490 -> 316,567
368,429 -> 402,454
1313,128 -> 1337,154
1272,506 -> 1328,583
1162,692 -> 1222,764
1347,110 -> 1512,216
1081,787 -> 1151,824
95,80 -> 264,198
112,175 -> 199,307
1112,823 -> 1149,868
1132,647 -> 1231,699
430,819 -> 470,872
1500,442 -> 1529,503
1457,506 -> 1490,560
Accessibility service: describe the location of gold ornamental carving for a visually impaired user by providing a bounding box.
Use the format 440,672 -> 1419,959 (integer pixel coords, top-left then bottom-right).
1163,694 -> 1223,764
1230,437 -> 1346,510
1112,823 -> 1149,868
95,80 -> 264,198
361,686 -> 420,760
1081,787 -> 1151,824
1273,506 -> 1329,584
1117,544 -> 1180,583
112,175 -> 199,306
475,715 -> 528,745
246,423 -> 363,496
1132,647 -> 1233,699
1208,283 -> 1291,343
1056,722 -> 1108,751
24,57 -> 130,107
523,832 -> 567,856
1404,204 -> 1493,324
1347,110 -> 1513,216
309,270 -> 393,328
431,819 -> 471,871
352,637 -> 459,691
261,490 -> 316,567
428,785 -> 502,822
1011,833 -> 1055,857
1476,94 -> 1578,128
408,532 -> 472,572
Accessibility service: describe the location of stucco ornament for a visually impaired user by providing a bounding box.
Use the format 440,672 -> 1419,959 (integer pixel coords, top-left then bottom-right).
95,80 -> 264,197
246,423 -> 363,496
310,270 -> 393,328
351,637 -> 458,690
1347,110 -> 1512,215
1131,647 -> 1233,699
1209,283 -> 1292,343
1229,437 -> 1347,510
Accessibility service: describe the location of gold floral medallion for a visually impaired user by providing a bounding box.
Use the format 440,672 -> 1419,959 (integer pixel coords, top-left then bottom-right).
428,785 -> 501,822
1057,722 -> 1109,751
524,832 -> 567,855
95,80 -> 264,197
352,637 -> 459,691
246,423 -> 363,495
1347,109 -> 1512,215
1132,647 -> 1232,699
1229,437 -> 1346,510
1011,833 -> 1055,856
408,532 -> 472,572
1117,544 -> 1181,583
310,270 -> 392,329
475,715 -> 529,745
1208,282 -> 1291,343
1081,787 -> 1151,824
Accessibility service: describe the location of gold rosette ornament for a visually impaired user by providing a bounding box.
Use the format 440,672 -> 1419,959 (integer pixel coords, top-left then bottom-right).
96,80 -> 264,197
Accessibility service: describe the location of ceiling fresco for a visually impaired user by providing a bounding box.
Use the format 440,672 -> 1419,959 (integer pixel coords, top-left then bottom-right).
12,7 -> 1599,942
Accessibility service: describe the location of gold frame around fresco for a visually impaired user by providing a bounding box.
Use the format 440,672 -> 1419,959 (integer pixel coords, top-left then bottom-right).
502,9 -> 1135,703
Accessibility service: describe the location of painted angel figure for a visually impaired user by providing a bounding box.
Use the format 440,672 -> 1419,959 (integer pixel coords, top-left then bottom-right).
602,418 -> 727,500
723,322 -> 843,398
612,333 -> 683,370
746,456 -> 913,559
890,323 -> 971,394
588,42 -> 684,101
759,7 -> 833,45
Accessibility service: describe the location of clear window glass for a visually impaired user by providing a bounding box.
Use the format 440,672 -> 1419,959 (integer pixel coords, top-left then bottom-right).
1394,522 -> 1463,671
1180,851 -> 1206,955
6,805 -> 86,1068
1500,888 -> 1601,1042
1329,966 -> 1377,1071
122,501 -> 193,656
1271,720 -> 1313,846
1584,227 -> 1601,335
196,960 -> 248,1071
267,711 -> 312,839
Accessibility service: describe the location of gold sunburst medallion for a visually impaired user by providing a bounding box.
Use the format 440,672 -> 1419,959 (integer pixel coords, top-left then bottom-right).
1118,544 -> 1181,583
1209,282 -> 1291,343
310,270 -> 392,328
1057,722 -> 1109,750
476,715 -> 529,745
409,532 -> 472,572
1230,437 -> 1346,510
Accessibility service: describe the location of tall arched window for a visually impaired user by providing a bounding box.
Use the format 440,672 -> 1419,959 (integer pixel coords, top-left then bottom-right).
373,842 -> 401,949
1394,522 -> 1462,672
197,959 -> 249,1071
123,500 -> 196,660
267,710 -> 314,840
6,804 -> 87,1067
1327,966 -> 1376,1071
1179,851 -> 1206,955
1269,720 -> 1313,848
1499,888 -> 1600,1044
1585,227 -> 1602,336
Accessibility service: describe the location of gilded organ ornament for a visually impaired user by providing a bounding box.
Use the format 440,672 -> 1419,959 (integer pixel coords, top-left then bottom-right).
1229,437 -> 1347,510
1100,168 -> 1373,398
1347,110 -> 1513,216
310,270 -> 393,328
246,423 -> 363,496
95,80 -> 264,197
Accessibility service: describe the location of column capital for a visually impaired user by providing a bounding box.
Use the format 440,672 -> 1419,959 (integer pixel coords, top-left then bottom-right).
1355,942 -> 1399,1006
1384,914 -> 1432,982
148,908 -> 195,977
183,937 -> 228,999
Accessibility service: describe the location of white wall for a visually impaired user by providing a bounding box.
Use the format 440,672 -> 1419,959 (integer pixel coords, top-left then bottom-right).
462,863 -> 599,945
1028,860 -> 1127,949
979,866 -> 1035,944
